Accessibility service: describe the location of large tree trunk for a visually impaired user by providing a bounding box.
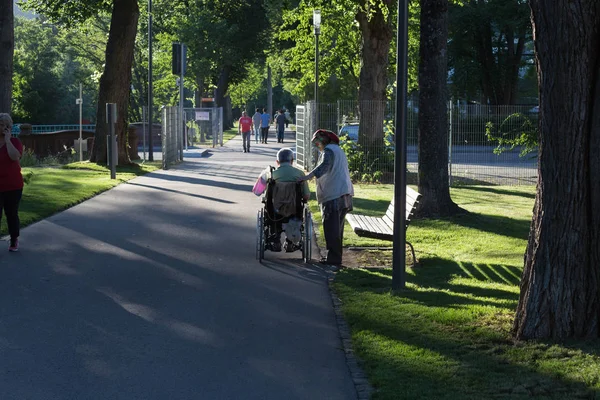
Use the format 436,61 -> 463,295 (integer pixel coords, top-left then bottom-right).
90,0 -> 139,165
0,0 -> 14,113
356,0 -> 394,153
417,0 -> 460,217
513,1 -> 600,340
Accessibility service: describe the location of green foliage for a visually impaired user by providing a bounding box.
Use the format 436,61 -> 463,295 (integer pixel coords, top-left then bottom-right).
20,0 -> 113,27
340,138 -> 394,184
448,0 -> 534,103
485,113 -> 538,156
20,148 -> 38,167
12,16 -> 104,124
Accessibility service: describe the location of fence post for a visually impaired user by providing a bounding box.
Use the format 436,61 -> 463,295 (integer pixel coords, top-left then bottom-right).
105,103 -> 117,179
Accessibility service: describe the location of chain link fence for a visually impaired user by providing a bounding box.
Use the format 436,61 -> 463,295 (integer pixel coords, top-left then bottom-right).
295,100 -> 538,185
184,108 -> 224,148
161,106 -> 182,169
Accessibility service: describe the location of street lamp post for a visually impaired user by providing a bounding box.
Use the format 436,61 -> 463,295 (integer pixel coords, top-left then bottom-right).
148,0 -> 154,161
392,0 -> 409,290
313,9 -> 321,129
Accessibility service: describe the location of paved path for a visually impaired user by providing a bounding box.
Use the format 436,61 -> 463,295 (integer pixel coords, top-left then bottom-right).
0,129 -> 357,400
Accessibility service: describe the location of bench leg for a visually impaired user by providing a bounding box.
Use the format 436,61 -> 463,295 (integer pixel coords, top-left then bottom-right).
406,241 -> 416,266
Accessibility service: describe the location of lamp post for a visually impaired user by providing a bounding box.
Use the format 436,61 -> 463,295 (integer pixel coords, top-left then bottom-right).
313,9 -> 321,128
147,0 -> 154,161
392,0 -> 409,290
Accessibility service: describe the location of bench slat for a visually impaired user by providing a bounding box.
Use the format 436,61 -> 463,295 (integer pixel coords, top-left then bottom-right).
345,186 -> 421,242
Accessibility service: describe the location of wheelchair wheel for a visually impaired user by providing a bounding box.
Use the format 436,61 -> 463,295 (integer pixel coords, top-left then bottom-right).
303,208 -> 313,263
256,209 -> 265,261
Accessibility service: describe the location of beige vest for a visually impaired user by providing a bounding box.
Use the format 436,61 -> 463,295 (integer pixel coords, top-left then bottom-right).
315,144 -> 354,204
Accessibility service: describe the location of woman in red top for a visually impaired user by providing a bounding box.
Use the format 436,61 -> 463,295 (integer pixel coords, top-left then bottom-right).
0,113 -> 24,252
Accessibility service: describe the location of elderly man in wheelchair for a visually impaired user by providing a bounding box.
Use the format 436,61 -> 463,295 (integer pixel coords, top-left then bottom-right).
255,148 -> 313,261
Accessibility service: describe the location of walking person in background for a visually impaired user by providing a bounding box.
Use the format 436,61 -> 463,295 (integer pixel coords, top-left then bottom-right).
238,111 -> 253,153
284,109 -> 291,129
260,108 -> 271,144
275,109 -> 286,143
298,129 -> 353,268
0,113 -> 24,252
252,108 -> 262,144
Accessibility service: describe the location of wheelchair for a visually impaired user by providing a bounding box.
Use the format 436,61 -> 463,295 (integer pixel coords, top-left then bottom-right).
256,175 -> 313,263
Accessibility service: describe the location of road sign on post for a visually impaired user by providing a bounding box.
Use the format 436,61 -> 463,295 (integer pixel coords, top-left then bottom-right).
76,83 -> 83,162
105,103 -> 117,179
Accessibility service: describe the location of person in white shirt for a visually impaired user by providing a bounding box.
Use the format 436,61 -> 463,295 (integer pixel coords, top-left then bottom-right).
252,108 -> 262,144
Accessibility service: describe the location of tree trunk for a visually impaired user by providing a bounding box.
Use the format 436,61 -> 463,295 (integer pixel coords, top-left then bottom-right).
90,0 -> 139,165
356,0 -> 393,149
195,77 -> 204,107
513,1 -> 600,340
215,66 -> 232,128
417,0 -> 461,217
0,0 -> 13,113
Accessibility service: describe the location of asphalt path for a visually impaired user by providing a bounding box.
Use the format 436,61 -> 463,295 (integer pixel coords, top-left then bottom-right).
0,129 -> 357,400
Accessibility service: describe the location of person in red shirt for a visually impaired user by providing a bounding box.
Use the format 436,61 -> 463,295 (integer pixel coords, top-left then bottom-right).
0,113 -> 24,252
238,111 -> 253,153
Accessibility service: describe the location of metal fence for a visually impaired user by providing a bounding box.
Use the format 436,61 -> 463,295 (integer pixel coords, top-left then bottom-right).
183,107 -> 224,148
161,106 -> 182,169
295,100 -> 538,186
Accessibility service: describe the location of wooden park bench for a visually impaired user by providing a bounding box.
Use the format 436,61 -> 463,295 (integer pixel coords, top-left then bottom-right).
345,186 -> 422,264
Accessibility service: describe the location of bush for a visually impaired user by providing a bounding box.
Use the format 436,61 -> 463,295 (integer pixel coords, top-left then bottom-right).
20,148 -> 38,167
485,112 -> 538,156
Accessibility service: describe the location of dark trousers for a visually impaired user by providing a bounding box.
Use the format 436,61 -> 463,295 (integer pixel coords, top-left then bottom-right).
277,126 -> 284,142
261,127 -> 269,143
0,189 -> 22,240
321,196 -> 352,264
242,131 -> 251,151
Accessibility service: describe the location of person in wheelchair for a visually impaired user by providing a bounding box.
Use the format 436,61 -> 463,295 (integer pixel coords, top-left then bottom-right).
265,148 -> 310,252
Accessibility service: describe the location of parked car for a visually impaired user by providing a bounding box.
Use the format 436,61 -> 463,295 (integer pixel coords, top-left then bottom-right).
338,123 -> 394,149
339,123 -> 359,142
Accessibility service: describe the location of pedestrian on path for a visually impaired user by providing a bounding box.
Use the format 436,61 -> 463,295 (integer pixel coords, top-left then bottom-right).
275,109 -> 286,143
297,130 -> 353,267
260,108 -> 271,144
252,108 -> 262,144
0,113 -> 24,252
238,111 -> 253,153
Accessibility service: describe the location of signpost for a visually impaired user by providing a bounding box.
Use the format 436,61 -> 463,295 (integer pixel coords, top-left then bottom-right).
76,83 -> 83,161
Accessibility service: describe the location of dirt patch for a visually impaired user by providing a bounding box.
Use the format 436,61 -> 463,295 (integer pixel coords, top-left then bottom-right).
341,246 -> 415,269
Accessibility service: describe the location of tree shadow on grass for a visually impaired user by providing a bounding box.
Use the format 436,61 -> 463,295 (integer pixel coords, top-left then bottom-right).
335,267 -> 597,399
344,299 -> 596,399
341,257 -> 522,309
460,185 -> 536,199
432,211 -> 531,240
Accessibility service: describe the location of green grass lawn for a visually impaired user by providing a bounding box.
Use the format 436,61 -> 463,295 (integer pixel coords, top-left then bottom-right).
1,161 -> 160,236
223,127 -> 238,143
321,184 -> 600,399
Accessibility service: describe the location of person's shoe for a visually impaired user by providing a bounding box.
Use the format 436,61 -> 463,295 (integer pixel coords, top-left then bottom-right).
319,257 -> 341,267
8,239 -> 18,252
